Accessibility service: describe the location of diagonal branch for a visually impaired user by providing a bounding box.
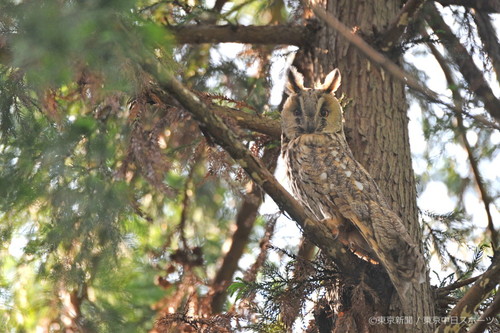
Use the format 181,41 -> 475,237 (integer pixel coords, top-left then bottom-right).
140,59 -> 370,285
302,0 -> 500,129
468,291 -> 500,333
435,255 -> 500,332
379,0 -> 428,51
425,3 -> 500,122
303,0 -> 437,100
471,9 -> 500,86
169,24 -> 314,46
425,30 -> 499,249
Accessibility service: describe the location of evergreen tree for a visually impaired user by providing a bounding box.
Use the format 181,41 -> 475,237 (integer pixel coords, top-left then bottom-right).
0,1 -> 498,332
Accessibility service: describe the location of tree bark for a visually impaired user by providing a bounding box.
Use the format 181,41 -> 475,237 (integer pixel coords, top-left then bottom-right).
294,0 -> 435,331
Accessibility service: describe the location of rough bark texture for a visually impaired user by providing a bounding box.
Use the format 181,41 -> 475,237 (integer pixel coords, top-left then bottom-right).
294,0 -> 435,331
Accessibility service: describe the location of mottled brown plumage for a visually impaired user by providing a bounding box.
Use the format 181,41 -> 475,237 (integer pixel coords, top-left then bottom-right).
281,67 -> 425,301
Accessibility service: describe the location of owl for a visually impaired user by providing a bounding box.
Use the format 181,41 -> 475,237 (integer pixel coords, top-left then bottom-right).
281,67 -> 425,301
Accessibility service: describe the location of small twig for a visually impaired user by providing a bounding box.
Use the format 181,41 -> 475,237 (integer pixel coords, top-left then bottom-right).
472,9 -> 500,87
436,0 -> 500,13
437,275 -> 482,295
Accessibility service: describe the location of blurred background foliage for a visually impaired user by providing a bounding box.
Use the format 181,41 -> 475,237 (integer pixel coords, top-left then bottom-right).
0,0 -> 498,332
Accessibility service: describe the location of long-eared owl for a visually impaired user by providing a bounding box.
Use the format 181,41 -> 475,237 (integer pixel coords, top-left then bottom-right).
281,67 -> 425,300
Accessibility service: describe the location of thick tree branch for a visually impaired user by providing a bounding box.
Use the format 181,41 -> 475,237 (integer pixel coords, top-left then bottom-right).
425,3 -> 500,123
435,255 -> 500,332
379,0 -> 428,51
472,9 -> 500,87
141,60 -> 377,293
170,24 -> 314,46
436,0 -> 500,13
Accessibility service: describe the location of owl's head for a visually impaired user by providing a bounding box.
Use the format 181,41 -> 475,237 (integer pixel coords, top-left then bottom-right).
281,67 -> 343,141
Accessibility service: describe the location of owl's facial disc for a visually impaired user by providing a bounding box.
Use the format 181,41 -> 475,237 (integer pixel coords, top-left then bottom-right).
283,91 -> 342,139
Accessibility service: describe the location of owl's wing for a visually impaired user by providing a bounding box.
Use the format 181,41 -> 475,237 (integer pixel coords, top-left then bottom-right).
321,144 -> 426,300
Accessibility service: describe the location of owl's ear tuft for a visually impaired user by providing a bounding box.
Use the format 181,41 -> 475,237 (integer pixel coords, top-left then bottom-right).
321,68 -> 341,94
286,66 -> 305,95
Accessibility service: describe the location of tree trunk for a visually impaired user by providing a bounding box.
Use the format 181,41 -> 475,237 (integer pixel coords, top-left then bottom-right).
295,0 -> 435,331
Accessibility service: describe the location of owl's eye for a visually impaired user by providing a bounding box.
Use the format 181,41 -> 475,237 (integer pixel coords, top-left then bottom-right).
293,107 -> 302,116
320,107 -> 330,117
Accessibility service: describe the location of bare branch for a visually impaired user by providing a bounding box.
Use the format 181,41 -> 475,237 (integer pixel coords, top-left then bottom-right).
425,3 -> 500,122
437,275 -> 482,295
436,0 -> 500,13
170,24 -> 314,46
436,255 -> 500,332
379,0 -> 428,51
472,9 -> 500,86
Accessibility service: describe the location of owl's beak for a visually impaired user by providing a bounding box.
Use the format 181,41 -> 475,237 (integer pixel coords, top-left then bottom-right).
304,117 -> 316,133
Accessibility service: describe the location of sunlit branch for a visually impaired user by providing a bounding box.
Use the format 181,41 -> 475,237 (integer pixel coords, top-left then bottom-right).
379,0 -> 427,51
425,3 -> 500,123
435,255 -> 500,332
425,33 -> 499,249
